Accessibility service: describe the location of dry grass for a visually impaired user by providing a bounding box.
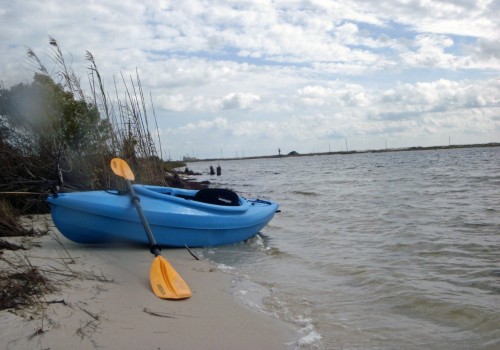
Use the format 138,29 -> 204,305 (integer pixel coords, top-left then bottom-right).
0,239 -> 25,251
0,206 -> 54,311
0,254 -> 58,311
0,233 -> 113,314
0,200 -> 44,237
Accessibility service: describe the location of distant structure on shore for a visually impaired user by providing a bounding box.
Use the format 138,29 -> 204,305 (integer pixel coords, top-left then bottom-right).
183,155 -> 197,161
186,142 -> 500,163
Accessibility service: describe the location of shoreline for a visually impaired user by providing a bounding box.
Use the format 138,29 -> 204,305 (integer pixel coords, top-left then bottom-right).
187,141 -> 500,162
0,215 -> 298,349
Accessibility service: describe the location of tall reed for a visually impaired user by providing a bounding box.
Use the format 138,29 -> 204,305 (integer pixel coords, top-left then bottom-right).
0,37 -> 174,213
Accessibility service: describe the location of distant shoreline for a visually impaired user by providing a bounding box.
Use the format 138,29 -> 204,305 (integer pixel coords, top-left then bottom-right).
190,142 -> 500,162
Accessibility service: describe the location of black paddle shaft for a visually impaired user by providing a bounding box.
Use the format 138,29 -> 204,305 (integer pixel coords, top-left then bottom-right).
125,180 -> 161,256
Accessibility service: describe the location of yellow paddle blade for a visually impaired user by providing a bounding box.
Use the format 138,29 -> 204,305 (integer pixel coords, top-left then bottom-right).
110,158 -> 135,181
150,256 -> 192,299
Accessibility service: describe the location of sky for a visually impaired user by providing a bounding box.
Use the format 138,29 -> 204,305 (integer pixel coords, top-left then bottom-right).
1,0 -> 499,160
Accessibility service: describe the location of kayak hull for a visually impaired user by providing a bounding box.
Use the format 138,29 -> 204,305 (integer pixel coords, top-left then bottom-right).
47,185 -> 279,247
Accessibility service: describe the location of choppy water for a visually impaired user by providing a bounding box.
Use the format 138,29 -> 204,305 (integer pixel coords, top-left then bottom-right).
188,147 -> 500,349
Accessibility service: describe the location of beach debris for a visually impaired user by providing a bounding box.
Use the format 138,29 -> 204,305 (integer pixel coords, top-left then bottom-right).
0,201 -> 49,238
184,244 -> 200,260
0,239 -> 26,251
0,201 -> 32,237
0,222 -> 113,315
143,307 -> 196,319
75,308 -> 103,339
0,256 -> 58,311
183,167 -> 201,176
143,307 -> 177,319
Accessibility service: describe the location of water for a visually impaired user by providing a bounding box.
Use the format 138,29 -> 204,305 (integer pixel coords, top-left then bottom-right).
188,147 -> 500,349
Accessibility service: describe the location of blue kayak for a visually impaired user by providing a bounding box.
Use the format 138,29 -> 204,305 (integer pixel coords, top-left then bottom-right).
47,185 -> 279,247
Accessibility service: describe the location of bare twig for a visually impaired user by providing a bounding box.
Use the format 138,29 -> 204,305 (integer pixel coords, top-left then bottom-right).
184,245 -> 200,260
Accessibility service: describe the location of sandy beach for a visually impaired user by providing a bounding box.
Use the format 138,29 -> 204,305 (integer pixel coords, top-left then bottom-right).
0,215 -> 298,349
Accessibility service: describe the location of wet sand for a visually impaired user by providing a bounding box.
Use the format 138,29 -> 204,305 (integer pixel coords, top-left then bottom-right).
0,215 -> 297,349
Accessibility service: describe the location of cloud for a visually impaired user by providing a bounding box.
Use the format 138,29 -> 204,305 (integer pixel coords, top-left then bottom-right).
296,83 -> 371,107
220,92 -> 260,110
1,0 -> 499,159
398,34 -> 470,69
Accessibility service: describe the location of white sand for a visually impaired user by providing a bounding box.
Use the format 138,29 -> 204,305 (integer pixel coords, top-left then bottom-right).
0,215 -> 298,349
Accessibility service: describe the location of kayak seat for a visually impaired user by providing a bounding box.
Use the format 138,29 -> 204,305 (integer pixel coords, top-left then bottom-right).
174,194 -> 191,200
193,188 -> 240,206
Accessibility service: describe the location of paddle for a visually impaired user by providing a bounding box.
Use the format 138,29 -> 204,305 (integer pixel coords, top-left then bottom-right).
110,158 -> 191,299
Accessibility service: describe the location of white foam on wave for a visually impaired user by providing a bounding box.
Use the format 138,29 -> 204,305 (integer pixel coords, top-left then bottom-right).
297,330 -> 322,347
295,319 -> 322,347
216,263 -> 234,270
263,297 -> 323,349
246,233 -> 266,249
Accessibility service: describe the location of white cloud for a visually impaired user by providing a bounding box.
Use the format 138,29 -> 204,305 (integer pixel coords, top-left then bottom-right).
399,34 -> 470,69
220,92 -> 260,110
1,0 -> 499,159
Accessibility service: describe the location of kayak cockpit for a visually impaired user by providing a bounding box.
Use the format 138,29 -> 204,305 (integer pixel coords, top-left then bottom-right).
133,185 -> 250,212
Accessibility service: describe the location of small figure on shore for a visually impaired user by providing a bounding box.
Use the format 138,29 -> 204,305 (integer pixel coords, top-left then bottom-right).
216,165 -> 222,176
210,166 -> 215,175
